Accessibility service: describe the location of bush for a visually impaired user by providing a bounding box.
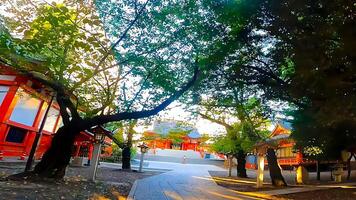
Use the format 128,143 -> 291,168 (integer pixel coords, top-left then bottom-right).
101,146 -> 122,163
130,147 -> 137,159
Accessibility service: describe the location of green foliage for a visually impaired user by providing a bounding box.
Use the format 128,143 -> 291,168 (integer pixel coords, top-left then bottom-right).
231,122 -> 268,152
130,147 -> 137,159
211,135 -> 237,155
103,144 -> 122,163
110,120 -> 137,146
202,95 -> 270,155
96,0 -> 218,108
201,0 -> 355,160
256,0 -> 356,159
3,0 -> 352,162
303,146 -> 323,157
1,0 -> 226,122
106,120 -> 138,161
279,58 -> 295,80
140,133 -> 160,142
166,130 -> 190,145
112,127 -> 125,145
1,1 -> 118,117
199,134 -> 210,145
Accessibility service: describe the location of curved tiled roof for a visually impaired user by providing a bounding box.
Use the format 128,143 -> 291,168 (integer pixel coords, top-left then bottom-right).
187,130 -> 201,139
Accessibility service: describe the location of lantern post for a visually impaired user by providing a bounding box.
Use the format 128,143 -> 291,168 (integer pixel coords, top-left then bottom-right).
88,129 -> 105,181
255,145 -> 267,188
227,152 -> 233,177
138,143 -> 149,172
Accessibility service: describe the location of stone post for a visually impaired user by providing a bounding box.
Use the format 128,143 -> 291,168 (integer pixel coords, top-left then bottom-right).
139,152 -> 145,172
333,164 -> 343,182
256,155 -> 265,188
228,155 -> 233,177
88,143 -> 101,181
296,165 -> 309,184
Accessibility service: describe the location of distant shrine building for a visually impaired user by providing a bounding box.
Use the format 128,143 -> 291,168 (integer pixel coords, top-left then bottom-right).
0,65 -> 110,162
143,121 -> 204,152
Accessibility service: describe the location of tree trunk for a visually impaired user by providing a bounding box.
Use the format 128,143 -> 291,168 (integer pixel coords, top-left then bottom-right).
316,160 -> 321,181
121,146 -> 131,170
33,125 -> 79,179
266,148 -> 287,186
122,121 -> 136,170
236,150 -> 247,178
347,154 -> 353,180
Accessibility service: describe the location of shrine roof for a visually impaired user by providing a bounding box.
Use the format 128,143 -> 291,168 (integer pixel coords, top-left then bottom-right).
267,134 -> 290,141
254,121 -> 293,149
279,121 -> 293,130
187,130 -> 201,139
270,121 -> 292,138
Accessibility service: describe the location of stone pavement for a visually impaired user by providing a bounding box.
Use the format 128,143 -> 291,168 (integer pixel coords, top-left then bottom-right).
124,160 -> 356,200
127,162 -> 260,200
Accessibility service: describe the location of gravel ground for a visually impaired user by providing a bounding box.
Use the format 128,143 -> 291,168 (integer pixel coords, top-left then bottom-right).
276,188 -> 356,200
209,170 -> 356,200
208,170 -> 293,192
0,164 -> 161,200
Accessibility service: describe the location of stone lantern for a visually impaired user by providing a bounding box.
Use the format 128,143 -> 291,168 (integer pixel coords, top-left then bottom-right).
138,143 -> 149,172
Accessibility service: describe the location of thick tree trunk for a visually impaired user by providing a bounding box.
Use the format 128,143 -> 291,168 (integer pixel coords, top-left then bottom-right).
266,148 -> 287,186
316,160 -> 321,180
347,154 -> 353,180
33,125 -> 79,179
236,150 -> 247,178
122,121 -> 135,170
121,146 -> 131,170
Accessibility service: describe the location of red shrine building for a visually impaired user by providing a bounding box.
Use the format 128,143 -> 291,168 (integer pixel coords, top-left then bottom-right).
246,122 -> 314,169
268,122 -> 304,167
144,131 -> 202,151
0,65 -> 110,161
143,121 -> 203,152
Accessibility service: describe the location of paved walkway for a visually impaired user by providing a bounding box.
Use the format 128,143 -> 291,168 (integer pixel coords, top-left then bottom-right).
124,161 -> 356,200
127,162 -> 259,200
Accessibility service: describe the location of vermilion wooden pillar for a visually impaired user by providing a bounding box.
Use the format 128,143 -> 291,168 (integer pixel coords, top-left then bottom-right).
88,144 -> 94,160
165,139 -> 169,149
0,80 -> 19,152
23,99 -> 47,158
75,144 -> 81,157
0,85 -> 18,123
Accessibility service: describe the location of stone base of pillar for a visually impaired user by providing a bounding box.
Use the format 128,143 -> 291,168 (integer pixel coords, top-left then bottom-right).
296,165 -> 309,184
256,155 -> 265,188
88,143 -> 101,181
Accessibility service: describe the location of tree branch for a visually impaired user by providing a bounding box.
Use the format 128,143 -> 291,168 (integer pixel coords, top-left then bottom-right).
102,131 -> 124,149
84,66 -> 200,129
197,112 -> 233,130
56,92 -> 71,125
71,0 -> 150,90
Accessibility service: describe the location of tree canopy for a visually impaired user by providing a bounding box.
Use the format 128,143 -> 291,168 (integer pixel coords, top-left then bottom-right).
0,0 -> 210,177
256,0 -> 356,159
0,0 -> 354,179
199,0 -> 356,159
